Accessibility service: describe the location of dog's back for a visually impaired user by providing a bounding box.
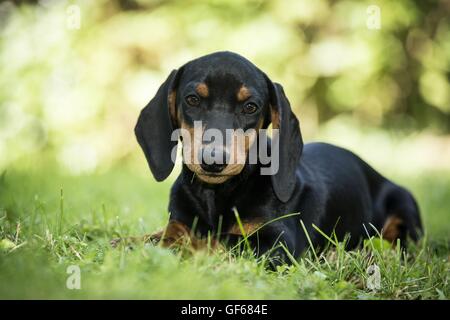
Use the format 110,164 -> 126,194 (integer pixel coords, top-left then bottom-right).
297,142 -> 422,249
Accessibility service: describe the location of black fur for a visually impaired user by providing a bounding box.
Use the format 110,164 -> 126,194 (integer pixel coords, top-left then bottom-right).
135,51 -> 423,266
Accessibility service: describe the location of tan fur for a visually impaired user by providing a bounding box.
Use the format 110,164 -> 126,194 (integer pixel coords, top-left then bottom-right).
196,83 -> 209,98
382,215 -> 403,243
227,219 -> 265,236
271,106 -> 280,129
149,220 -> 223,251
237,85 -> 251,101
111,220 -> 223,252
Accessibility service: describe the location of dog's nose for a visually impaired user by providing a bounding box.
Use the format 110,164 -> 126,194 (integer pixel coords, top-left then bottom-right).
200,147 -> 229,173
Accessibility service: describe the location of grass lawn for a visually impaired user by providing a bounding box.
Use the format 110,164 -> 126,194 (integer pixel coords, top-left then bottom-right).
0,162 -> 448,299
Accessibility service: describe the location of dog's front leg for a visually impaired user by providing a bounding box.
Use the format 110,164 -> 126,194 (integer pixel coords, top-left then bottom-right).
226,221 -> 298,269
152,220 -> 224,251
111,220 -> 223,252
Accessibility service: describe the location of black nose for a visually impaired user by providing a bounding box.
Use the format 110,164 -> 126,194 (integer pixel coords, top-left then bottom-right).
200,147 -> 228,173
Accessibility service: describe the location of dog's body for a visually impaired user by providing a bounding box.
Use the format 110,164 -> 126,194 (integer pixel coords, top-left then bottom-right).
134,51 -> 422,266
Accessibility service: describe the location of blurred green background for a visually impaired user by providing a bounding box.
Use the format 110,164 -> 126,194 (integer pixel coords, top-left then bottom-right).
0,0 -> 449,299
1,0 -> 449,175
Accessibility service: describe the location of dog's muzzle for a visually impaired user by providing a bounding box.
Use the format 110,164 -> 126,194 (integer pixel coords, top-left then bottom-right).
199,145 -> 230,173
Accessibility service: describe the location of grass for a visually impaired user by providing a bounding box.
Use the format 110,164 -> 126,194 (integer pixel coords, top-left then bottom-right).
0,161 -> 448,299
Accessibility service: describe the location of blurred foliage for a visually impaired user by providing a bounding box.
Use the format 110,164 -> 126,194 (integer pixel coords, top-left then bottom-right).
0,0 -> 449,173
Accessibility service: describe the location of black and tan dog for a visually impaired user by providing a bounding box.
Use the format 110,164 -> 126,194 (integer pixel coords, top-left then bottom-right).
131,51 -> 422,266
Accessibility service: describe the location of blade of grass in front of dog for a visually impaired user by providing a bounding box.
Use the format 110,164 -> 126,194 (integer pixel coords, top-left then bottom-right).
257,231 -> 287,266
233,208 -> 251,252
312,223 -> 338,247
230,212 -> 301,251
300,219 -> 318,260
279,242 -> 300,268
207,231 -> 212,251
216,215 -> 223,242
191,216 -> 199,237
248,212 -> 301,237
311,223 -> 338,271
158,224 -> 169,249
362,224 -> 386,270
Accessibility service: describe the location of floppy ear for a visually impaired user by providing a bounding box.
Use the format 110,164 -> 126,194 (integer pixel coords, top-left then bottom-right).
135,69 -> 181,181
267,81 -> 304,202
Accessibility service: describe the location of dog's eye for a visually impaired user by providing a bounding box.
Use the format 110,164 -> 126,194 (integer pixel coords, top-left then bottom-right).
185,95 -> 200,106
243,102 -> 258,114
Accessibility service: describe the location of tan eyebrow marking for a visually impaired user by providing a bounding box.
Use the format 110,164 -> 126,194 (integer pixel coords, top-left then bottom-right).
195,83 -> 209,98
237,85 -> 251,102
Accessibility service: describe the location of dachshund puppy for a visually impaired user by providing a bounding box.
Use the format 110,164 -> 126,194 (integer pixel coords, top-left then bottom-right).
134,51 -> 422,266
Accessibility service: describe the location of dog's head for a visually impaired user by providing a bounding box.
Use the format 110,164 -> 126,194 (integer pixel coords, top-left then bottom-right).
135,51 -> 303,202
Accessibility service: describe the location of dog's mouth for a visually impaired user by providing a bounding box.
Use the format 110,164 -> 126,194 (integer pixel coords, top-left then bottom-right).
185,163 -> 244,184
196,168 -> 236,179
195,173 -> 234,184
199,171 -> 230,177
201,172 -> 226,177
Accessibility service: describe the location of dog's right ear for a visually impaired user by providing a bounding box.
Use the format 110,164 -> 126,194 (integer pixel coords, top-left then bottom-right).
265,78 -> 303,203
135,69 -> 182,181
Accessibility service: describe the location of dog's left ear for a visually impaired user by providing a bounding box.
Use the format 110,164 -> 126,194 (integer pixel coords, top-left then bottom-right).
266,79 -> 304,202
135,69 -> 181,181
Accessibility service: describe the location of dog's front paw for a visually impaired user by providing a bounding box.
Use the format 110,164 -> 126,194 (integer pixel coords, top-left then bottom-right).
110,235 -> 150,249
144,230 -> 164,246
110,230 -> 170,249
